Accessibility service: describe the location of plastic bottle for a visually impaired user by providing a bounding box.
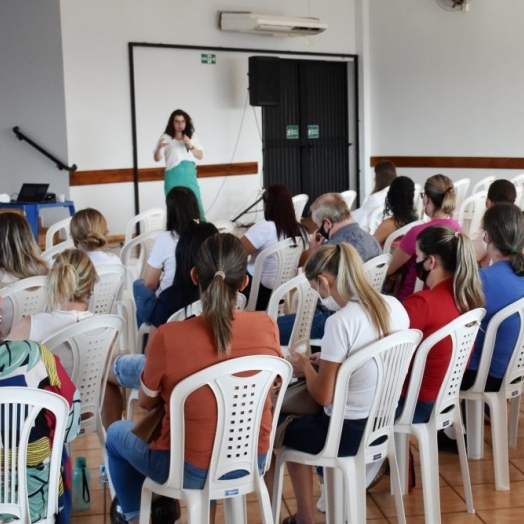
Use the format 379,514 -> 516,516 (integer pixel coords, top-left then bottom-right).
72,456 -> 91,511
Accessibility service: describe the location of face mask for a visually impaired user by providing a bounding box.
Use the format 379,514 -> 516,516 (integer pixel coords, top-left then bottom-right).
415,257 -> 430,284
318,221 -> 330,240
320,295 -> 342,312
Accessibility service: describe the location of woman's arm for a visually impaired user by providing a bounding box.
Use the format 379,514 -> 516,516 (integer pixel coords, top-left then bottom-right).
142,264 -> 162,291
387,246 -> 411,276
182,135 -> 203,160
154,138 -> 168,162
374,218 -> 396,246
240,235 -> 257,255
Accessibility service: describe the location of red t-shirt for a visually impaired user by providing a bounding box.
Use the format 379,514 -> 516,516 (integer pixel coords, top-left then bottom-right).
142,310 -> 282,469
402,279 -> 460,402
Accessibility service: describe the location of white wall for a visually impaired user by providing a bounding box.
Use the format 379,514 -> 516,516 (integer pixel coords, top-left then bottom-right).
61,0 -> 357,233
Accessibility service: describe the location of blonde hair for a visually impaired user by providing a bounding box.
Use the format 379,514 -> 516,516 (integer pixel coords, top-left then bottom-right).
70,208 -> 108,251
304,243 -> 392,337
310,193 -> 351,225
46,249 -> 98,311
0,212 -> 49,279
416,225 -> 485,313
424,174 -> 456,216
195,233 -> 248,355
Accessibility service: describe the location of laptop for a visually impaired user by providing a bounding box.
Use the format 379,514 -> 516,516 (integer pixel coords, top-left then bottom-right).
12,183 -> 50,203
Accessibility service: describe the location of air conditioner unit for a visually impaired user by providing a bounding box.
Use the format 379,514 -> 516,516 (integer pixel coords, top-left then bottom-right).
219,12 -> 327,37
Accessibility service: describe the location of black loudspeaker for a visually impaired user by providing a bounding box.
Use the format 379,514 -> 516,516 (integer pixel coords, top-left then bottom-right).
248,56 -> 280,106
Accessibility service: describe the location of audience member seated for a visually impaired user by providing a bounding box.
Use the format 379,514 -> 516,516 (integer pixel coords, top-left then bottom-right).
133,186 -> 200,325
397,225 -> 484,427
102,221 -> 218,428
0,338 -> 81,523
462,203 -> 524,392
472,179 -> 517,268
374,176 -> 419,246
106,232 -> 282,524
0,212 -> 49,334
240,184 -> 309,311
277,192 -> 381,345
352,159 -> 397,230
71,207 -> 122,267
267,242 -> 408,524
387,174 -> 461,302
7,249 -> 98,375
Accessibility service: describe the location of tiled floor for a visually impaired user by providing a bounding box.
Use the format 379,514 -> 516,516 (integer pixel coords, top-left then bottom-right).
71,405 -> 524,524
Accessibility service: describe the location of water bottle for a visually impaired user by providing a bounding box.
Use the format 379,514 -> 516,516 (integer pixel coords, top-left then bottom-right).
72,456 -> 91,511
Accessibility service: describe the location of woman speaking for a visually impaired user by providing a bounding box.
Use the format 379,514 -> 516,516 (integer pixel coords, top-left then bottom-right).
154,109 -> 206,220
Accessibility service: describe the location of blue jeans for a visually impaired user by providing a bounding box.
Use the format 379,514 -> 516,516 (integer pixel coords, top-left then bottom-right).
277,306 -> 331,345
396,397 -> 435,423
106,420 -> 267,521
133,279 -> 157,326
113,354 -> 145,390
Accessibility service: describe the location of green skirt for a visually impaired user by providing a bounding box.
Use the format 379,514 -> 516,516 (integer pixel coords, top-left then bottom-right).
164,161 -> 206,220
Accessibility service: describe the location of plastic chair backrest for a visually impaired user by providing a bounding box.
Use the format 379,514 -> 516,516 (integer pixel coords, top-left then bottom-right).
212,220 -> 235,233
0,387 -> 69,524
382,220 -> 424,256
163,356 -> 293,497
120,229 -> 163,281
246,237 -> 303,312
471,176 -> 495,196
414,183 -> 424,219
45,216 -> 72,250
42,314 -> 123,437
516,186 -> 524,211
457,191 -> 487,239
363,254 -> 392,293
340,190 -> 357,210
167,294 -> 247,323
292,194 -> 309,221
41,240 -> 75,264
368,206 -> 385,235
454,178 -> 471,214
0,276 -> 48,326
321,330 -> 422,459
267,273 -> 319,355
396,308 -> 485,428
89,264 -> 126,315
124,208 -> 166,244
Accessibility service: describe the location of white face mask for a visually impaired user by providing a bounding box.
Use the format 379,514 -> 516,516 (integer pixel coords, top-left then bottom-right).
320,295 -> 342,312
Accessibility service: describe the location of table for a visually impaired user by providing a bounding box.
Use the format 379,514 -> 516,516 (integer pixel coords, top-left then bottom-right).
0,200 -> 76,241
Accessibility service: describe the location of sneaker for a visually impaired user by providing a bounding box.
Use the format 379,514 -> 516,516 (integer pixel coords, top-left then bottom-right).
316,482 -> 326,513
110,498 -> 128,524
151,495 -> 181,524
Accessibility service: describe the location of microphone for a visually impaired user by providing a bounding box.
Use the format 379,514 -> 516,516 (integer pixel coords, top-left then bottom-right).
183,131 -> 190,152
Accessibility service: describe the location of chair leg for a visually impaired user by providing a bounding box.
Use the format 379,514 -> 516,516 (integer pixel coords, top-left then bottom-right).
139,487 -> 153,524
394,432 -> 410,494
487,396 -> 510,491
271,454 -> 287,524
509,395 -> 521,449
454,412 -> 474,513
224,496 -> 246,524
343,460 -> 366,524
416,428 -> 442,524
387,446 -> 407,524
256,481 -> 274,524
324,467 -> 344,524
465,399 -> 485,460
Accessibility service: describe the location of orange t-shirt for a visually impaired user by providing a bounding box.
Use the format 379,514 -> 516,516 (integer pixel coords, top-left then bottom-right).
142,310 -> 282,469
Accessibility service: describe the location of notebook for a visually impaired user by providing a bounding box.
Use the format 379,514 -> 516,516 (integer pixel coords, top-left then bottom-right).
12,183 -> 50,203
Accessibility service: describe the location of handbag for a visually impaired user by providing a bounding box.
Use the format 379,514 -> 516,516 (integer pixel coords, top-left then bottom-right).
131,403 -> 165,444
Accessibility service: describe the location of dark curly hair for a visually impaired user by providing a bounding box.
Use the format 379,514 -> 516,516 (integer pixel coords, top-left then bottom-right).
383,176 -> 418,228
163,109 -> 195,139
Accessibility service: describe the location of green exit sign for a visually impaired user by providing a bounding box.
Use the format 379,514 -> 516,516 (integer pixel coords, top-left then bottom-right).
286,125 -> 299,139
201,53 -> 216,64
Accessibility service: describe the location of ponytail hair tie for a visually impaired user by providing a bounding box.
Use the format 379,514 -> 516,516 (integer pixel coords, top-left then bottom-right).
455,231 -> 460,239
214,270 -> 225,280
511,248 -> 518,255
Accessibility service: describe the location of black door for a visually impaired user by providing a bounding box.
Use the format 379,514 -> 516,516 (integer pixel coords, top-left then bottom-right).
262,59 -> 351,213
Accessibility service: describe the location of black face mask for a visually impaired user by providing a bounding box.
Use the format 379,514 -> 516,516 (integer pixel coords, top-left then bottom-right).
415,257 -> 430,284
318,221 -> 330,240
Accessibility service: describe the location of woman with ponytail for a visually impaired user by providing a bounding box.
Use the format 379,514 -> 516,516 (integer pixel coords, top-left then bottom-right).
387,174 -> 462,301
462,203 -> 524,392
399,225 -> 485,425
276,242 -> 409,524
106,233 -> 282,524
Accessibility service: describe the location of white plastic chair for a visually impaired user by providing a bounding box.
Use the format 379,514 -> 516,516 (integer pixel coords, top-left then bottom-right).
461,296 -> 524,491
267,273 -> 319,357
213,220 -> 236,233
120,229 -> 164,282
44,216 -> 72,250
383,220 -> 424,256
0,387 -> 69,524
340,189 -> 357,210
245,237 -> 303,312
139,355 -> 293,524
41,239 -> 75,264
394,308 -> 485,524
167,294 -> 247,323
511,174 -> 524,210
457,191 -> 487,240
42,314 -> 124,498
124,208 -> 166,244
471,175 -> 495,196
89,264 -> 126,315
454,178 -> 471,214
272,329 -> 422,524
291,193 -> 309,221
368,205 -> 385,235
363,254 -> 392,293
414,183 -> 424,219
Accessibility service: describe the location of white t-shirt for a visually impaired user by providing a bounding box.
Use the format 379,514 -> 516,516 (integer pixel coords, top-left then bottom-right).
156,133 -> 203,171
245,220 -> 281,289
352,186 -> 390,230
147,231 -> 179,294
87,251 -> 123,268
321,294 -> 409,419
